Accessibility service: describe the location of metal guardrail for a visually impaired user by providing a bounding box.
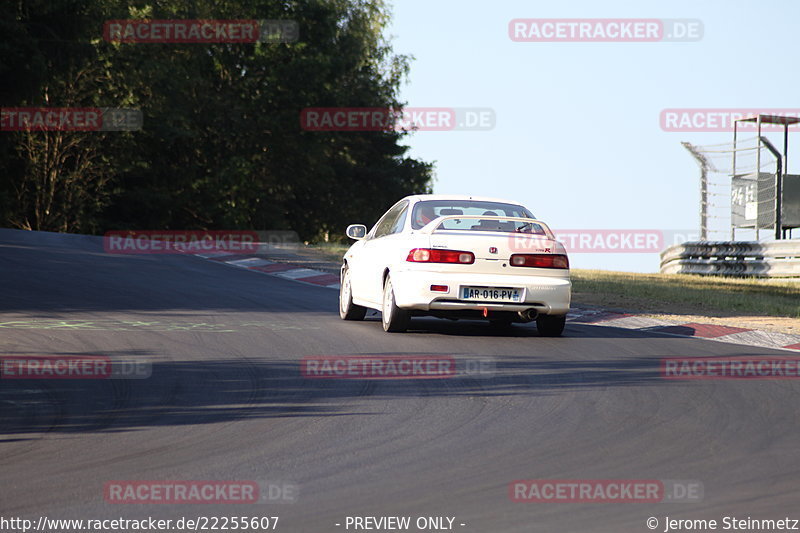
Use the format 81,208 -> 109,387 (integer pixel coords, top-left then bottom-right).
659,240 -> 800,277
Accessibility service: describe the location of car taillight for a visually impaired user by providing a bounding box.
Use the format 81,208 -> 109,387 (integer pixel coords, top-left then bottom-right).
509,253 -> 569,269
407,248 -> 475,264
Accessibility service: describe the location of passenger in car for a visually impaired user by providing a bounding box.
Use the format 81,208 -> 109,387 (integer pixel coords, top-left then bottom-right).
471,211 -> 501,231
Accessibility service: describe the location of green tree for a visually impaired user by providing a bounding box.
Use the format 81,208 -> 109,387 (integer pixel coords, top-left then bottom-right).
0,0 -> 434,239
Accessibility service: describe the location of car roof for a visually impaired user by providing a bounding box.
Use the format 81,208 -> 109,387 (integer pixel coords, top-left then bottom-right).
401,194 -> 526,206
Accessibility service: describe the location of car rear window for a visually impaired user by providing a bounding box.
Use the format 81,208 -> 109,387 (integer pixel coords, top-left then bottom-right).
410,200 -> 535,230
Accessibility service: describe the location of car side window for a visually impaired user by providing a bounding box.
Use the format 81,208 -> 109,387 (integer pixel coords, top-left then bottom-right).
389,205 -> 408,235
371,201 -> 407,239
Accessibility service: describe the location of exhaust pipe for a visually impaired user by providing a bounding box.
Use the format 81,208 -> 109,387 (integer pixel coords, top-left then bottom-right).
518,309 -> 539,322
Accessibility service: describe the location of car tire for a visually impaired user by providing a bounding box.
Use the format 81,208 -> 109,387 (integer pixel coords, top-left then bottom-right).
339,265 -> 367,321
536,314 -> 566,337
382,276 -> 410,332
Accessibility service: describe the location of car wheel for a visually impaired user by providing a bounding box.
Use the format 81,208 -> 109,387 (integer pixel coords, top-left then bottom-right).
382,276 -> 410,332
339,265 -> 367,320
536,314 -> 566,337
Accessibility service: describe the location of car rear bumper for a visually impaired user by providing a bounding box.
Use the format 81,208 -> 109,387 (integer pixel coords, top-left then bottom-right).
389,269 -> 571,315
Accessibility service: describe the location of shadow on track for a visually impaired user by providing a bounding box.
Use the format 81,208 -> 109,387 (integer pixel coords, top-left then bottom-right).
355,314 -> 702,340
0,229 -> 320,314
0,350 -> 684,436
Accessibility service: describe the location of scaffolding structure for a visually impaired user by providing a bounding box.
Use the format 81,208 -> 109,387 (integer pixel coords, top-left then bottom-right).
683,114 -> 800,241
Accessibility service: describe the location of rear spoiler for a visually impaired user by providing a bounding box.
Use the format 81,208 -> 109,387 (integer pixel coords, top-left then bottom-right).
418,215 -> 556,239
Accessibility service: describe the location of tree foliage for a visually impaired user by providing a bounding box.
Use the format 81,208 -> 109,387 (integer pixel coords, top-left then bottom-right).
0,0 -> 433,240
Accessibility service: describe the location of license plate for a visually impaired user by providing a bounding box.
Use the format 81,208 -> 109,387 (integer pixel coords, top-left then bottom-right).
461,286 -> 521,302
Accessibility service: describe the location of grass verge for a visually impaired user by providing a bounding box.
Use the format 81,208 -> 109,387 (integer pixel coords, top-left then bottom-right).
572,269 -> 800,319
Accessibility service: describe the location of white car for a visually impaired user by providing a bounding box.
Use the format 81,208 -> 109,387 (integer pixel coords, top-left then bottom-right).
339,194 -> 571,335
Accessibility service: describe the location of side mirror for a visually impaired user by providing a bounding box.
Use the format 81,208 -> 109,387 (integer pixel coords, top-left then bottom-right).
346,224 -> 367,240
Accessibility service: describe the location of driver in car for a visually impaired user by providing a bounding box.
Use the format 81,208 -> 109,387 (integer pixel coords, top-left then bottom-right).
415,204 -> 438,227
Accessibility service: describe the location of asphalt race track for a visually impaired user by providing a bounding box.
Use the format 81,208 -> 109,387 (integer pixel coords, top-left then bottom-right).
2,228 -> 799,532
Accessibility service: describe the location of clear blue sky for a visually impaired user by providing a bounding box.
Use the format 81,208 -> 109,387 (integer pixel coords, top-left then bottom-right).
387,0 -> 800,271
